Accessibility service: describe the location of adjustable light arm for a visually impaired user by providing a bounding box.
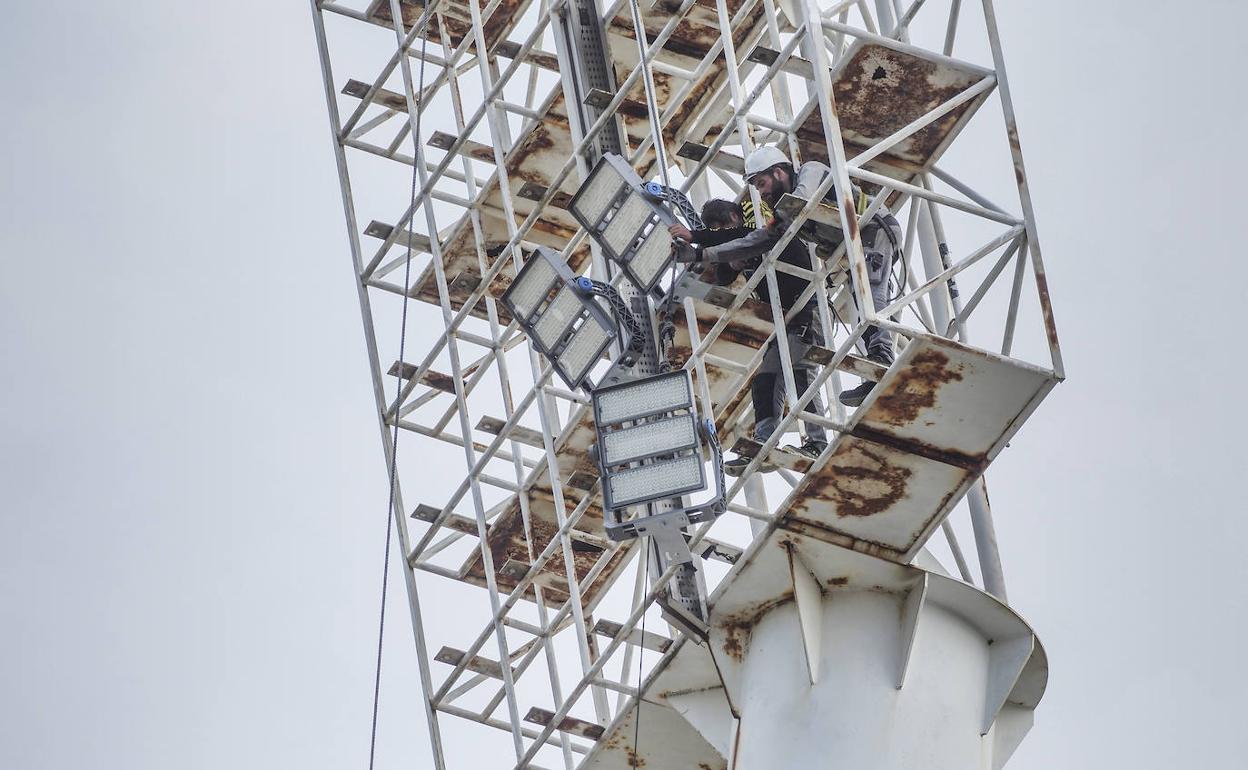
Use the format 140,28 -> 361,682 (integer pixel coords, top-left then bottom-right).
644,181 -> 704,230
572,277 -> 645,362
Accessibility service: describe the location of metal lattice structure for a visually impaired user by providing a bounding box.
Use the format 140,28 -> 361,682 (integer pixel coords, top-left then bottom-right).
311,0 -> 1063,766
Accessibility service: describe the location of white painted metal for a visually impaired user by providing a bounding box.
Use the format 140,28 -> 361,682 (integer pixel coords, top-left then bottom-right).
309,0 -> 1062,765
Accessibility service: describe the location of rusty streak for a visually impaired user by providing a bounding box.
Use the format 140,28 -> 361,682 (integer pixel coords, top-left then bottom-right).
848,425 -> 988,473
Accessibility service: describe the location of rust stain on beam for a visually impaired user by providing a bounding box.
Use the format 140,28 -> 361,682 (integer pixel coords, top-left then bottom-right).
411,503 -> 479,535
429,130 -> 498,164
476,415 -> 546,449
524,707 -> 605,740
434,646 -> 515,680
343,79 -> 410,112
386,361 -> 459,394
592,619 -> 673,654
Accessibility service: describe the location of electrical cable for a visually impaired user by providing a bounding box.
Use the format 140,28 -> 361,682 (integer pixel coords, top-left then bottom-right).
633,542 -> 652,760
369,10 -> 433,770
658,256 -> 682,372
582,279 -> 646,356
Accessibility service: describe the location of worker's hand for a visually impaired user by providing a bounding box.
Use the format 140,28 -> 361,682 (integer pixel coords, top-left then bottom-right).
671,241 -> 700,263
668,223 -> 693,241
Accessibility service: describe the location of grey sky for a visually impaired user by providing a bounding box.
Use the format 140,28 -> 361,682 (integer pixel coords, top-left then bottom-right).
2,2 -> 1245,769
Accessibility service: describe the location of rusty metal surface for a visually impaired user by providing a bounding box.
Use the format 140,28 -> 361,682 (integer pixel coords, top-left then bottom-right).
775,336 -> 1055,562
592,618 -> 673,653
528,408 -> 601,501
407,88 -> 598,318
366,0 -> 532,49
801,345 -> 889,381
458,493 -> 633,605
458,406 -> 619,605
784,436 -> 975,560
855,336 -> 1055,461
730,437 -> 813,473
408,3 -> 769,321
412,503 -> 480,534
795,42 -> 993,187
434,645 -> 514,679
428,130 -> 496,163
342,79 -> 410,111
696,530 -> 1046,735
524,706 -> 606,740
609,0 -> 761,61
475,414 -> 546,449
705,533 -> 913,667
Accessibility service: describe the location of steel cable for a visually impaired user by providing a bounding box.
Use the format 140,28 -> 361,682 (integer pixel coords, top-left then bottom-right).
369,8 -> 433,769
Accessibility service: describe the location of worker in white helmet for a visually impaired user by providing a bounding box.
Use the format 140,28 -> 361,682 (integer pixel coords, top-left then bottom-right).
669,145 -> 902,406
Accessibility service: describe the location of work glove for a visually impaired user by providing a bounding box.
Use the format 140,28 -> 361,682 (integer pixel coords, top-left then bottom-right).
671,240 -> 701,264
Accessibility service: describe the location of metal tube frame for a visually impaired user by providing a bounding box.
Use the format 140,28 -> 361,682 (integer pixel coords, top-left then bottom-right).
309,0 -> 1062,764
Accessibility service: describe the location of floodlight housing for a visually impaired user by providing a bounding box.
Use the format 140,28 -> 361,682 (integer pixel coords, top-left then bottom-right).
501,247 -> 621,391
569,153 -> 680,292
591,370 -> 726,539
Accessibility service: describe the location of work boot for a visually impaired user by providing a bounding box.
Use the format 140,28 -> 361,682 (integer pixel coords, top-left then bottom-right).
724,453 -> 776,477
838,379 -> 876,407
787,439 -> 827,460
839,353 -> 892,407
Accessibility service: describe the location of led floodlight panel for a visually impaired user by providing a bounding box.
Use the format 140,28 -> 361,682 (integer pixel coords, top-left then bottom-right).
569,154 -> 678,292
594,370 -> 694,424
500,247 -> 617,391
592,371 -> 708,512
599,414 -> 698,466
605,454 -> 706,508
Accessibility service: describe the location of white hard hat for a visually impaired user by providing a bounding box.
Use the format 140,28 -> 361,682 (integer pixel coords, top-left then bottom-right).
743,145 -> 790,181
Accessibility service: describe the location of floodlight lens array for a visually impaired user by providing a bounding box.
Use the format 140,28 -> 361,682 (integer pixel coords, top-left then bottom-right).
601,194 -> 651,255
558,319 -> 612,385
605,454 -> 705,508
596,372 -> 693,425
574,162 -> 626,226
630,226 -> 672,289
533,285 -> 582,348
506,256 -> 558,320
600,414 -> 698,466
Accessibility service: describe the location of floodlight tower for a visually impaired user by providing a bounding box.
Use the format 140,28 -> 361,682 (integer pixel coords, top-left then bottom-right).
311,0 -> 1063,767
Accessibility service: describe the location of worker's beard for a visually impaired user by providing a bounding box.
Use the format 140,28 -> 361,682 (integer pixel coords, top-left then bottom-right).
762,172 -> 793,207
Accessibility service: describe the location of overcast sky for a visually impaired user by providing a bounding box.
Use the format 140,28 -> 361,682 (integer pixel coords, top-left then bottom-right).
2,2 -> 1246,769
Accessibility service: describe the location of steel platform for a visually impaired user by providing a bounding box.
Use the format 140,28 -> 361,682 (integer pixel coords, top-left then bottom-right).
778,334 -> 1057,562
